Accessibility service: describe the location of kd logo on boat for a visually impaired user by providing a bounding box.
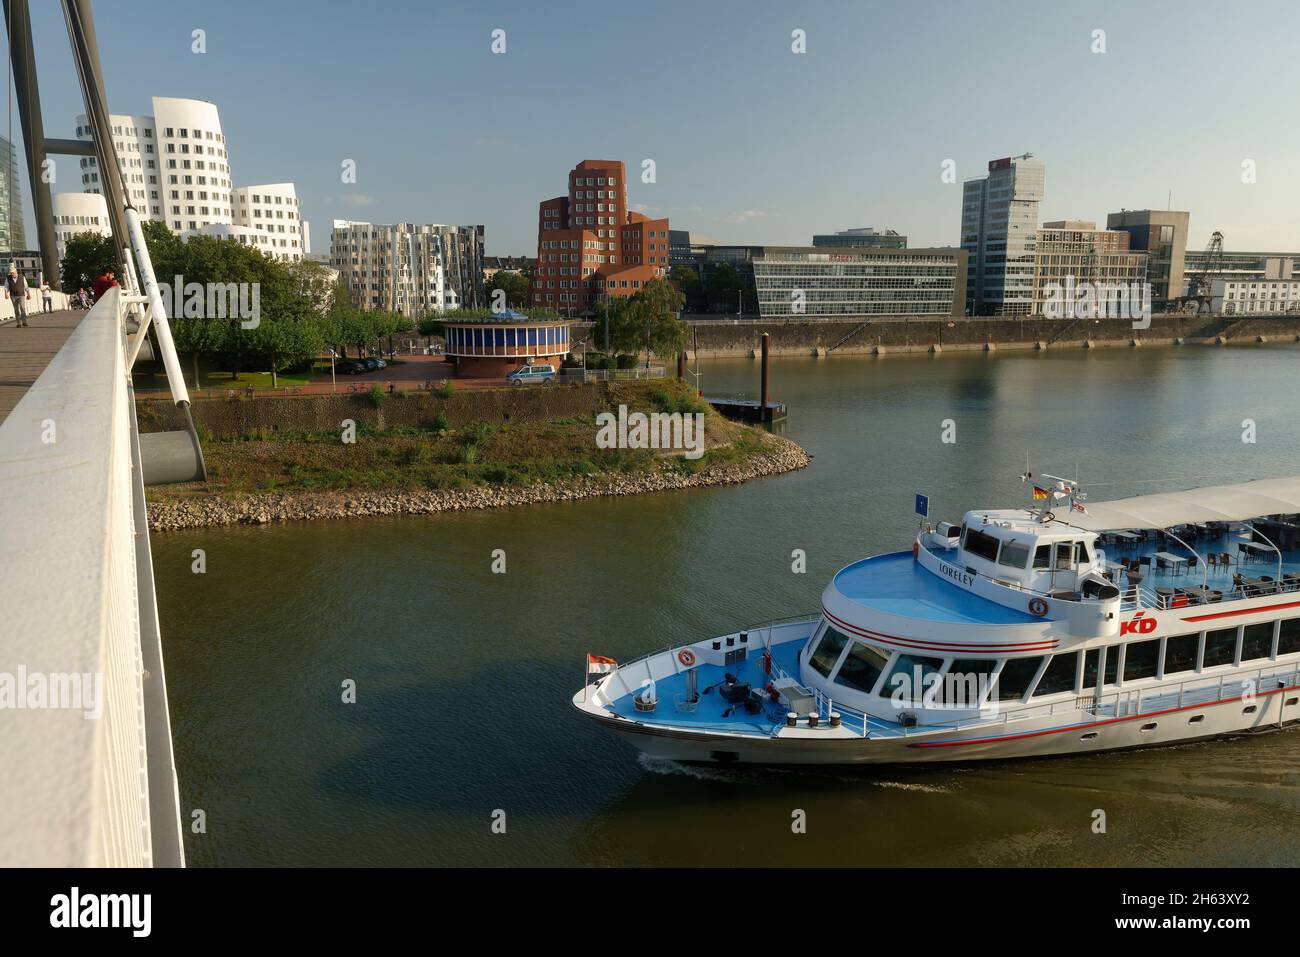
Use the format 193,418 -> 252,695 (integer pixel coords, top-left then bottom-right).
1120,612 -> 1158,636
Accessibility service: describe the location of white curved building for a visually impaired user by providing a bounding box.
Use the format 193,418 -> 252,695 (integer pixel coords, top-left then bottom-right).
232,184 -> 309,261
71,96 -> 306,261
52,191 -> 111,260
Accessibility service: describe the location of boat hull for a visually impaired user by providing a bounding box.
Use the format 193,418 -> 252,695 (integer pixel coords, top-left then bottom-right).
593,684 -> 1300,765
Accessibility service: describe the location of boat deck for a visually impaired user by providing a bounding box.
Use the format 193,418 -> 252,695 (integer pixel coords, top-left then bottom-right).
605,640 -> 917,738
833,551 -> 1038,625
1098,528 -> 1300,607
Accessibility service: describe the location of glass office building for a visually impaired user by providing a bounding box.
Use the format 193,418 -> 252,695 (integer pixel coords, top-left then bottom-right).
0,136 -> 26,254
751,246 -> 966,319
961,154 -> 1044,316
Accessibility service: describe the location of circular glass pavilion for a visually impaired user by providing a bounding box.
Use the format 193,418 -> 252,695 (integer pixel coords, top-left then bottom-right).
443,309 -> 574,378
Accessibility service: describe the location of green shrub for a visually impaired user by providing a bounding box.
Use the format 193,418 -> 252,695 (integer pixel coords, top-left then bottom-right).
435,379 -> 456,398
433,411 -> 450,432
368,383 -> 386,408
615,353 -> 638,369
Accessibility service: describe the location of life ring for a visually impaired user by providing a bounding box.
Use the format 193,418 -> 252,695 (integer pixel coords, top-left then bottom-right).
1028,597 -> 1049,617
677,648 -> 697,667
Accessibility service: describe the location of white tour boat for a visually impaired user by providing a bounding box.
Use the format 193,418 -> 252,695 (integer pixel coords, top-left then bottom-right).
573,475 -> 1300,765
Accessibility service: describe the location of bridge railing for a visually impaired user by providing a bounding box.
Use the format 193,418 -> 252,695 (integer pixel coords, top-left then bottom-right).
0,288 -> 184,866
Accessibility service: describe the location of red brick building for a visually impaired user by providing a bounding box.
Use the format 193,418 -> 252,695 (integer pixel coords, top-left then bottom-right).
530,159 -> 671,316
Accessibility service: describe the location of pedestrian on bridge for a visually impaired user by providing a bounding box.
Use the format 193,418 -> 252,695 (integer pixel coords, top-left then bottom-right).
41,280 -> 52,313
92,269 -> 118,303
5,266 -> 30,327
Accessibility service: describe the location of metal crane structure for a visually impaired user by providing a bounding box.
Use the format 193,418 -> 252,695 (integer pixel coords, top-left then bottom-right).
1179,230 -> 1225,311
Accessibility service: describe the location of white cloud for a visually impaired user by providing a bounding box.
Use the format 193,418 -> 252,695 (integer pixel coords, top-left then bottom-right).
721,210 -> 767,224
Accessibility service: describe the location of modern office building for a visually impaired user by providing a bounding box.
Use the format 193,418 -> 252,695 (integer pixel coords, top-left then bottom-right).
0,250 -> 42,284
1211,278 -> 1300,315
1030,221 -> 1149,316
1105,209 -> 1190,308
961,153 -> 1045,315
529,159 -> 670,315
229,184 -> 309,259
0,135 -> 25,253
71,96 -> 307,260
668,229 -> 698,270
751,246 -> 966,319
811,227 -> 906,250
51,191 -> 111,261
1183,249 -> 1299,290
329,220 -> 485,317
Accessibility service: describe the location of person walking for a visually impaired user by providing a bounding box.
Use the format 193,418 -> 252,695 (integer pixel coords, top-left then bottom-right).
5,266 -> 31,327
40,280 -> 53,313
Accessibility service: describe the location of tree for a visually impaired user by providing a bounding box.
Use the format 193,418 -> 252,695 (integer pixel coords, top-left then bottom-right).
706,261 -> 743,314
284,258 -> 337,314
607,279 -> 686,367
670,265 -> 704,311
61,232 -> 117,290
486,269 -> 530,310
416,316 -> 443,350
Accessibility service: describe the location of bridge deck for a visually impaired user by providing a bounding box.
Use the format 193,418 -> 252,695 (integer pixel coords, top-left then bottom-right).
0,309 -> 86,424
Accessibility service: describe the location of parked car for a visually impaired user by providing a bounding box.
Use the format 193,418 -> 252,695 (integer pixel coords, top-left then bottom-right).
362,358 -> 380,371
373,358 -> 387,369
507,363 -> 556,385
342,361 -> 366,375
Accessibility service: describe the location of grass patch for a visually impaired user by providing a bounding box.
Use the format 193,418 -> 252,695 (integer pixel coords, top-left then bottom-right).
151,377 -> 773,498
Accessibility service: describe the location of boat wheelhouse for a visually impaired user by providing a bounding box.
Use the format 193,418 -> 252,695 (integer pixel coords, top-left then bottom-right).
573,475 -> 1300,765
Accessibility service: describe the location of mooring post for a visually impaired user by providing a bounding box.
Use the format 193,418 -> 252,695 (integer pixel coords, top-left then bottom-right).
677,350 -> 685,379
760,332 -> 770,419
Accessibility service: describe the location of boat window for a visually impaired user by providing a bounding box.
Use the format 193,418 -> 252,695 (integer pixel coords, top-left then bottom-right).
1078,541 -> 1092,564
1054,543 -> 1077,570
994,656 -> 1044,702
998,539 -> 1030,569
1082,646 -> 1119,689
833,641 -> 891,696
1163,633 -> 1199,675
1032,544 -> 1052,569
940,659 -> 995,708
808,625 -> 851,678
1241,622 -> 1275,662
1123,639 -> 1160,682
963,528 -> 1000,563
1032,651 -> 1079,696
1279,618 -> 1300,656
882,653 -> 944,705
1203,627 -> 1238,668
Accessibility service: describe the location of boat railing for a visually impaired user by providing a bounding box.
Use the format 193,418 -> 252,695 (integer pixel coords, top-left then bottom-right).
1079,661 -> 1300,720
936,659 -> 1300,734
602,614 -> 820,683
1121,574 -> 1299,611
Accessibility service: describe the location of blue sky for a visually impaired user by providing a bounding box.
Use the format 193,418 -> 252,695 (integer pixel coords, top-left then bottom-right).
13,0 -> 1300,255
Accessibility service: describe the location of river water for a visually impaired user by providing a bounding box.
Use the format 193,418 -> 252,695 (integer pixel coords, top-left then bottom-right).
154,344 -> 1300,866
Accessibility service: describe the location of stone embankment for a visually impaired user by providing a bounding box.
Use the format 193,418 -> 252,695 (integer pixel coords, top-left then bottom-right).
147,432 -> 810,531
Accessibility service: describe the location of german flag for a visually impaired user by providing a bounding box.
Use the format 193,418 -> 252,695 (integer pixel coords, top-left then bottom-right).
1032,486 -> 1049,501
